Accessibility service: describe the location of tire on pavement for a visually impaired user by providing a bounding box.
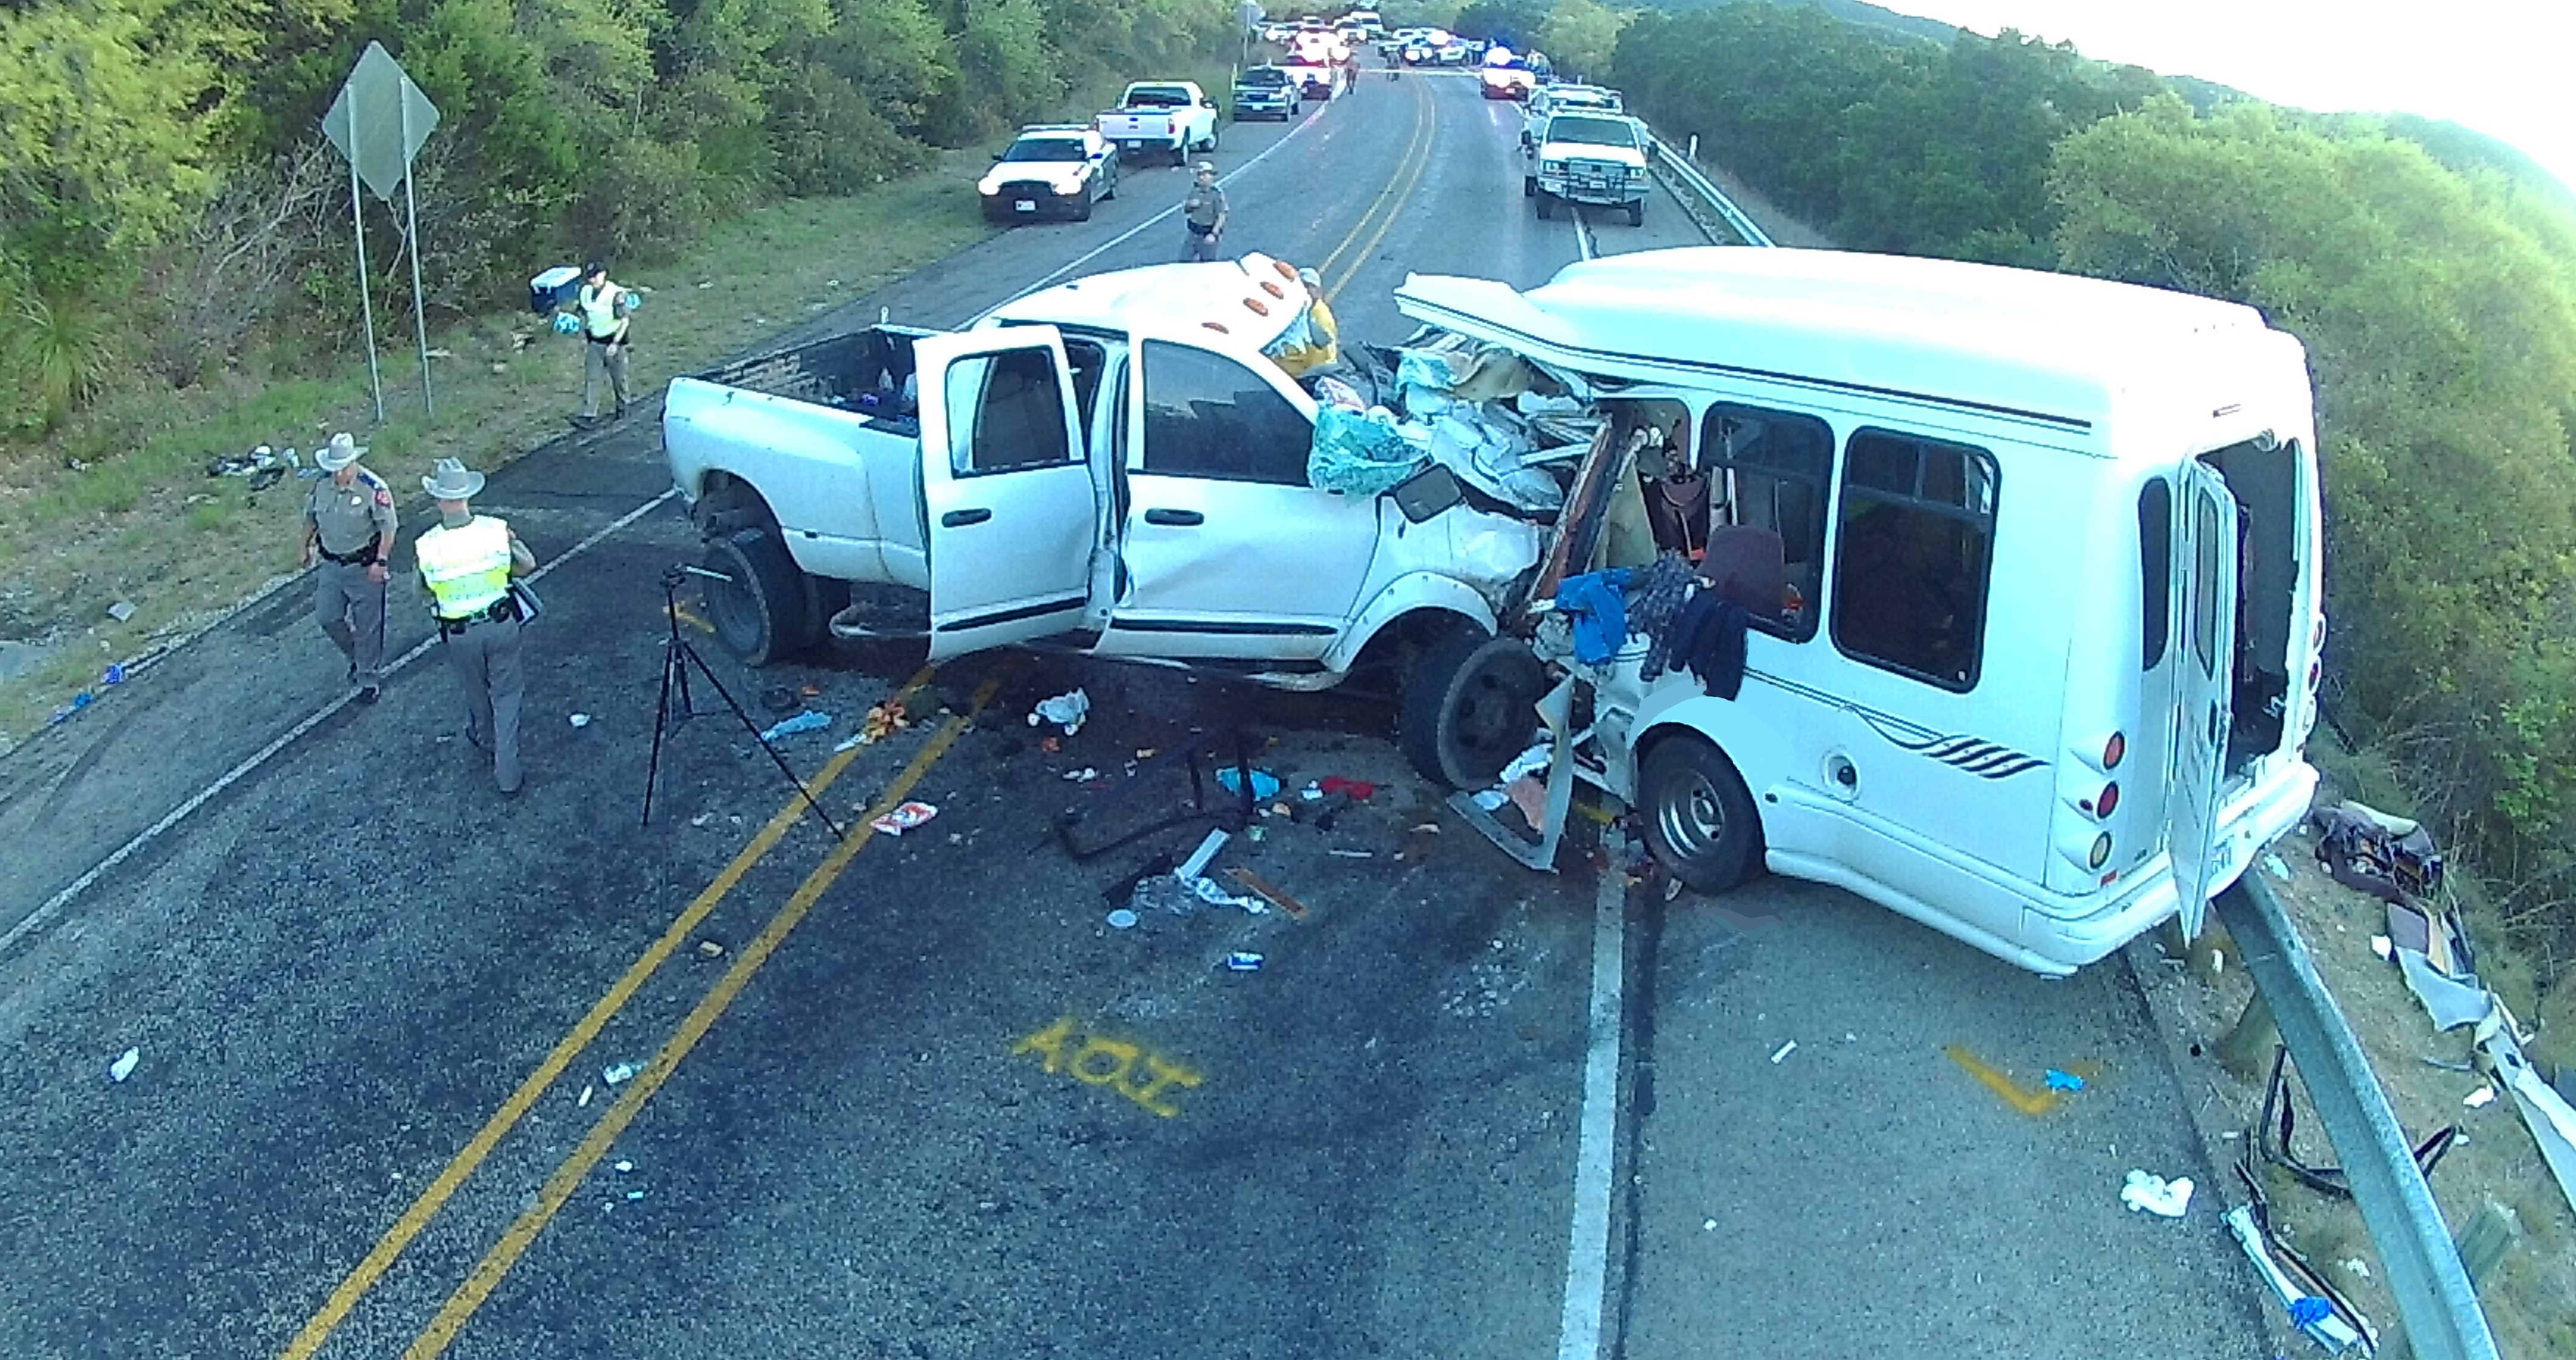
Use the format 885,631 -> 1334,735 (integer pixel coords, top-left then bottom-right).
1639,734 -> 1765,893
1627,197 -> 1645,227
702,527 -> 816,666
1399,631 -> 1548,788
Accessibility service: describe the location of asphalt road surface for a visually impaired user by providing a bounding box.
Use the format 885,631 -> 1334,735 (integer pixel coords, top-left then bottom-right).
0,69 -> 2271,1359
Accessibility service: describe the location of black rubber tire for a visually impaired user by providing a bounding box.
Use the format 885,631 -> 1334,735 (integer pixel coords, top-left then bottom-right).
1073,184 -> 1094,221
1534,192 -> 1554,220
1101,162 -> 1117,200
1399,631 -> 1548,788
1206,124 -> 1220,152
1639,736 -> 1765,893
702,528 -> 813,666
1627,197 -> 1645,227
1523,176 -> 1537,198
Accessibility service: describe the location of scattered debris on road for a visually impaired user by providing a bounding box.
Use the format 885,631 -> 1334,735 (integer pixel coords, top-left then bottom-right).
757,709 -> 831,742
1225,866 -> 1308,918
695,940 -> 726,960
2120,1169 -> 2194,1217
868,801 -> 938,836
1028,688 -> 1090,736
1223,951 -> 1265,972
108,1048 -> 140,1083
603,1061 -> 641,1085
1768,1040 -> 1797,1065
1106,908 -> 1139,930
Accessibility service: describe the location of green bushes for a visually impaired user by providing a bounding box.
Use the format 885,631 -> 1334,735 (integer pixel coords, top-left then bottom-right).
0,0 -> 1237,433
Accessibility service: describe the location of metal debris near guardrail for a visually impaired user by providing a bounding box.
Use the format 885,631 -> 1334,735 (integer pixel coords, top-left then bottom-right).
1640,126 -> 1774,248
2215,874 -> 2499,1360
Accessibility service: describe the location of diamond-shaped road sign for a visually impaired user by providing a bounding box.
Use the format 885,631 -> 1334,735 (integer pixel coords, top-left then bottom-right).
321,42 -> 440,204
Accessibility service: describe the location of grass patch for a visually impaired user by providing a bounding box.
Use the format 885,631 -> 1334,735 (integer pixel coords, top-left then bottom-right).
0,145 -> 1015,741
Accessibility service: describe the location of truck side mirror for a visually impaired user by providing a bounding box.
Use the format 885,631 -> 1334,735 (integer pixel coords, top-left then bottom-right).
1390,464 -> 1466,524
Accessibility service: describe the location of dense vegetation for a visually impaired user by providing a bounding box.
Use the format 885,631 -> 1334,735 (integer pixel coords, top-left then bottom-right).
1608,2 -> 2576,968
0,0 -> 1239,434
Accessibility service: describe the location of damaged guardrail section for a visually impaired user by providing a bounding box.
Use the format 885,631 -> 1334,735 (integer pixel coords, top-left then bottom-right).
2214,874 -> 2500,1360
1640,126 -> 1774,247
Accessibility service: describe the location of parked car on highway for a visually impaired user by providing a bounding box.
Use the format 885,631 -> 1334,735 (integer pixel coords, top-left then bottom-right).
1097,81 -> 1221,166
1526,112 -> 1651,224
1280,53 -> 1345,100
1521,84 -> 1624,151
1433,38 -> 1477,65
977,125 -> 1120,222
1232,65 -> 1303,120
1479,46 -> 1541,100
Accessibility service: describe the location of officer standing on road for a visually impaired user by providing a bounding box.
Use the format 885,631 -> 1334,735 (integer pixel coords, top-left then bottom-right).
572,258 -> 634,427
415,458 -> 538,798
296,432 -> 397,703
1180,162 -> 1229,262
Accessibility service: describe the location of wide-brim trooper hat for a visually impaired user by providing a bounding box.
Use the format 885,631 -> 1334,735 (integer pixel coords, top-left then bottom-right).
422,457 -> 486,500
316,431 -> 366,471
1194,162 -> 1216,176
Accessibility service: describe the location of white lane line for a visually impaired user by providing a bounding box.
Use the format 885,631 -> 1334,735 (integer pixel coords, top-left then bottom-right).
2,490 -> 677,954
1020,104 -> 1336,296
1574,207 -> 1597,262
1556,832 -> 1628,1360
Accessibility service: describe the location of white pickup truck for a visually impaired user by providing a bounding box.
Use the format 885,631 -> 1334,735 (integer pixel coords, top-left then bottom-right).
662,255 -> 1551,788
1095,81 -> 1222,166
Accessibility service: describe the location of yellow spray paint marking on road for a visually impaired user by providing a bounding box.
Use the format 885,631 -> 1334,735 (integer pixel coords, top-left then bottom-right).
276,666 -> 939,1360
397,675 -> 1000,1360
1943,1045 -> 2062,1116
1011,1016 -> 1206,1118
668,601 -> 712,634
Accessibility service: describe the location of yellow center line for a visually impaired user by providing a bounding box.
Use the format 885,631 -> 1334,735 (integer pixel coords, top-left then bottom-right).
275,664 -> 939,1360
1325,77 -> 1438,299
1312,75 -> 1434,288
398,674 -> 1001,1359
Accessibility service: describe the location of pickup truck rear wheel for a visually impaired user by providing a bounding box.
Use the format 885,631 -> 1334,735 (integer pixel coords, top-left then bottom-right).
1401,632 -> 1547,788
1640,736 -> 1763,893
702,528 -> 815,666
1627,197 -> 1645,227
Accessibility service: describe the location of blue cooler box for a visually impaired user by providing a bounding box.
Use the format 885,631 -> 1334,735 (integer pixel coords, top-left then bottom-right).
528,265 -> 581,315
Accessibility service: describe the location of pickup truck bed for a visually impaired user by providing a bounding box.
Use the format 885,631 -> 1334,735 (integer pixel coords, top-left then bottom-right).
689,328 -> 921,424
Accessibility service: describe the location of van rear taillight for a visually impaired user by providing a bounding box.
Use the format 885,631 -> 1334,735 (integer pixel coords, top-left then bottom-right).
2095,782 -> 2120,818
2102,732 -> 2125,769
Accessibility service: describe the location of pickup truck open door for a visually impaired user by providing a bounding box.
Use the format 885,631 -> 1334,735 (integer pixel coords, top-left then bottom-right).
2167,459 -> 2240,939
914,328 -> 1098,660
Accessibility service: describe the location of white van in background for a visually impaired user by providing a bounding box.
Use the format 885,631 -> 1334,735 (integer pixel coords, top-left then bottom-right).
1397,248 -> 2325,974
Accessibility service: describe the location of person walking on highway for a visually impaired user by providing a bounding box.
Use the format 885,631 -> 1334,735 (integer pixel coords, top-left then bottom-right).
1180,163 -> 1229,262
297,432 -> 397,703
415,458 -> 538,798
572,258 -> 635,427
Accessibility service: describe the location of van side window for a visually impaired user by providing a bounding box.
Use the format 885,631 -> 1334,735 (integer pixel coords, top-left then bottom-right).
2138,478 -> 2171,669
1830,429 -> 1998,691
1140,341 -> 1312,485
945,346 -> 1073,476
1698,403 -> 1833,641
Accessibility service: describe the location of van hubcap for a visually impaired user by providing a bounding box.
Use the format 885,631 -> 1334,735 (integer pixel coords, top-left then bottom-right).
1657,771 -> 1725,859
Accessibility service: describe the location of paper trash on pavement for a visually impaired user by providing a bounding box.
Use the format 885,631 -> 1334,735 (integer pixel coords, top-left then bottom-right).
868,801 -> 938,836
2119,1169 -> 2193,1217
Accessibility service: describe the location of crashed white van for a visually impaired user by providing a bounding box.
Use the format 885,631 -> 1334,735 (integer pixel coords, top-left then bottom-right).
1397,248 -> 2325,974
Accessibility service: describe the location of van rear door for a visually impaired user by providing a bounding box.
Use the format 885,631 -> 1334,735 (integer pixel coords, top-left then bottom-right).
914,327 -> 1098,660
2168,459 -> 2239,937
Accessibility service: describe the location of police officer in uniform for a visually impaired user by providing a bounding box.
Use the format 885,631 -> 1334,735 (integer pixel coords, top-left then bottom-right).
573,258 -> 634,426
415,458 -> 538,797
297,432 -> 397,702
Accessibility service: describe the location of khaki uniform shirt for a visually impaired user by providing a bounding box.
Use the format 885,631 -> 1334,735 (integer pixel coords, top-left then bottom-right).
307,469 -> 398,556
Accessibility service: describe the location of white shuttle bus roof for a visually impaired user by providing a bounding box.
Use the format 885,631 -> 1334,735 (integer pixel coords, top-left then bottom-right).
1395,247 -> 2297,440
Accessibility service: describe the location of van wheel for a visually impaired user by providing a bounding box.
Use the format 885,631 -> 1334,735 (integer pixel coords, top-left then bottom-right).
1523,176 -> 1537,197
1627,198 -> 1645,227
1534,192 -> 1555,220
1400,632 -> 1547,788
702,528 -> 813,666
1640,736 -> 1763,893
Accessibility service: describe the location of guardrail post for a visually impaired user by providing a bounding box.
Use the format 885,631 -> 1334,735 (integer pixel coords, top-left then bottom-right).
2214,873 -> 2499,1360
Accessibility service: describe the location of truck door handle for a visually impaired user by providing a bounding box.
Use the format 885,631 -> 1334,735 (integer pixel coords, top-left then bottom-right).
1143,508 -> 1204,527
941,508 -> 993,528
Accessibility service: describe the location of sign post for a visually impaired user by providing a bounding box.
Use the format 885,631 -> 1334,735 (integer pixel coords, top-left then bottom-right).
321,43 -> 443,421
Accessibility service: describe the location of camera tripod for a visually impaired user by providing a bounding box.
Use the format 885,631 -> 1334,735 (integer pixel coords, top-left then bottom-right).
641,564 -> 845,839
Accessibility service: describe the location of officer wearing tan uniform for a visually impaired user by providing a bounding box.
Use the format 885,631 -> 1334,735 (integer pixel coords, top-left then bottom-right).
298,432 -> 397,702
415,458 -> 538,797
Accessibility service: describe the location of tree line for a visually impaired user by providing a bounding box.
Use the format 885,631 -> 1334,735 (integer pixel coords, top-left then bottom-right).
1608,2 -> 2576,966
0,0 -> 1238,434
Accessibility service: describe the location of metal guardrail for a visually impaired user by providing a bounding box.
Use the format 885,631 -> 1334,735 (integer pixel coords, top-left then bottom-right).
1641,129 -> 1773,247
2215,874 -> 2499,1360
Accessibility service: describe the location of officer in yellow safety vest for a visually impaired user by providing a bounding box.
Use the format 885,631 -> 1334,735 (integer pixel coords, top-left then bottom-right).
415,458 -> 538,798
572,258 -> 634,426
